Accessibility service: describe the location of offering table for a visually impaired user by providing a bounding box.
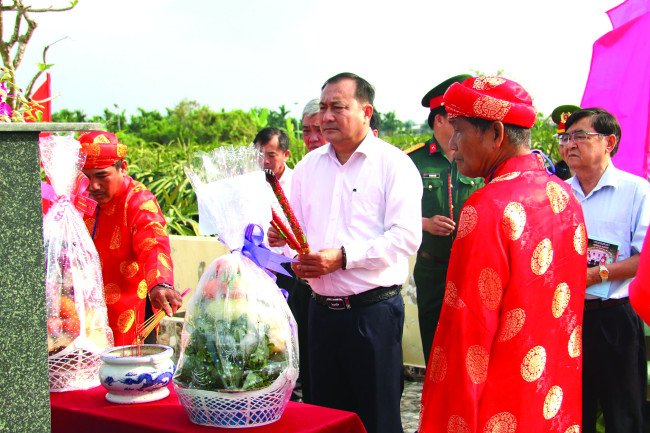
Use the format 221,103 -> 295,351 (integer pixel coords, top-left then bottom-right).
50,383 -> 367,433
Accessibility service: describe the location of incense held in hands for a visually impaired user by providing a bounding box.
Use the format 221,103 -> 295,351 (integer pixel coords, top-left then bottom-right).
265,170 -> 310,254
271,208 -> 302,251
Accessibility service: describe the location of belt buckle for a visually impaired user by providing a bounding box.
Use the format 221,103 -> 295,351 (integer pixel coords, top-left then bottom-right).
325,297 -> 350,310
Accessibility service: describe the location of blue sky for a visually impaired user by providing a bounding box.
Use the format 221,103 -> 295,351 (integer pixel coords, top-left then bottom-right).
10,0 -> 621,124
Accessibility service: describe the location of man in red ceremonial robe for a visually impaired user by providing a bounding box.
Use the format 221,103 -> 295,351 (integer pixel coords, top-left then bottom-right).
419,77 -> 586,433
79,131 -> 182,346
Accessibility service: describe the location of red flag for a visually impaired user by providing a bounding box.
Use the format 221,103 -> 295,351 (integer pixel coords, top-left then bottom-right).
581,10 -> 650,178
28,73 -> 51,122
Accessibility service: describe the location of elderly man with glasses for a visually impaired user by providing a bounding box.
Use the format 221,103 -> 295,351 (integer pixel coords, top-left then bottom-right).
559,107 -> 650,433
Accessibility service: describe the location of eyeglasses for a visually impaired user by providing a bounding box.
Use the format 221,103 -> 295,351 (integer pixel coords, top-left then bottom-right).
556,131 -> 606,146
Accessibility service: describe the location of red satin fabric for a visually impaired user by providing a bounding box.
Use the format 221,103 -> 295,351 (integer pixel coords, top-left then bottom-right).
83,175 -> 174,346
50,384 -> 367,433
79,131 -> 128,169
630,234 -> 650,324
419,154 -> 586,432
443,77 -> 538,128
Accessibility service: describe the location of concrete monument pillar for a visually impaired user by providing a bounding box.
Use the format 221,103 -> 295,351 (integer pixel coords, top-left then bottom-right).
0,123 -> 103,433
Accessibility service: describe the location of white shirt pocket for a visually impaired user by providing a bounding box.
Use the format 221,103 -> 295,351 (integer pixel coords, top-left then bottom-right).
348,191 -> 383,228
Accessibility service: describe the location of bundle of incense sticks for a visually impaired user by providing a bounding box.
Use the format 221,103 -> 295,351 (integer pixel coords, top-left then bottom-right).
448,172 -> 454,222
271,208 -> 301,251
265,170 -> 310,254
130,288 -> 191,351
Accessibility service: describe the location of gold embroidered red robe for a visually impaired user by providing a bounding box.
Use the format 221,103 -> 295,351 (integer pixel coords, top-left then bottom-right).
83,175 -> 173,346
419,153 -> 586,433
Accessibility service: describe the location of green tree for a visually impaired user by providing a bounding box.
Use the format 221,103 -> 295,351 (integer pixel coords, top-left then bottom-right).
121,101 -> 261,146
97,107 -> 127,133
51,108 -> 86,122
248,107 -> 269,129
127,108 -> 171,143
381,111 -> 403,136
531,112 -> 561,163
267,104 -> 290,129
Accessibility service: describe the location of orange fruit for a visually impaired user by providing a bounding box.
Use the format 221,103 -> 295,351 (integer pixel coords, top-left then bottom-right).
59,297 -> 77,319
202,279 -> 220,299
47,317 -> 63,337
63,314 -> 80,338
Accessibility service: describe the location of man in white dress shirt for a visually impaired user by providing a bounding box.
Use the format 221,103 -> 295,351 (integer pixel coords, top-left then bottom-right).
275,72 -> 422,433
301,98 -> 328,152
254,127 -> 292,254
254,126 -> 292,201
254,127 -> 294,301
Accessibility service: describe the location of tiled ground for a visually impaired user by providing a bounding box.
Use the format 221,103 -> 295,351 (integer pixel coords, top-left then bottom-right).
401,378 -> 423,432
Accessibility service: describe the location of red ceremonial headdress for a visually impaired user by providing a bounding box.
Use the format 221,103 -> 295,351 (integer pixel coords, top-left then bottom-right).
443,76 -> 538,128
79,131 -> 127,169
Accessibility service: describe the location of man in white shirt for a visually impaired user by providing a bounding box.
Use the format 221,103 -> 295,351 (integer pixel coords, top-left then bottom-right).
254,127 -> 292,197
254,127 -> 294,301
254,127 -> 293,255
301,99 -> 328,152
559,107 -> 650,433
255,126 -> 312,402
272,72 -> 422,433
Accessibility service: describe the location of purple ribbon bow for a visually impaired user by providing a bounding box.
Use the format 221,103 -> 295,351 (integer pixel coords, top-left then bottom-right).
238,224 -> 297,283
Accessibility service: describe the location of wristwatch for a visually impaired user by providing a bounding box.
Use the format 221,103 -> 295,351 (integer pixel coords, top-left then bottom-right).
599,264 -> 609,282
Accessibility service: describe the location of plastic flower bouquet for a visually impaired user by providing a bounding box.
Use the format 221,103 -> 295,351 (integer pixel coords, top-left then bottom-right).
174,145 -> 298,427
41,134 -> 114,391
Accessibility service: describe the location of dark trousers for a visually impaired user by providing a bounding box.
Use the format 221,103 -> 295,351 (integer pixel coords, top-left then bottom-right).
288,278 -> 312,403
583,301 -> 647,433
308,293 -> 405,433
413,258 -> 448,366
276,264 -> 312,403
144,296 -> 157,344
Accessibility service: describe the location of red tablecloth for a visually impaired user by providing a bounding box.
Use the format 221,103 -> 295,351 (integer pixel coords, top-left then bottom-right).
50,384 -> 367,433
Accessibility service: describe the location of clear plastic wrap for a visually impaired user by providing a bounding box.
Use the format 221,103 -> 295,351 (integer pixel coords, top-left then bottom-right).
175,145 -> 298,427
41,134 -> 114,392
175,253 -> 296,391
185,146 -> 271,248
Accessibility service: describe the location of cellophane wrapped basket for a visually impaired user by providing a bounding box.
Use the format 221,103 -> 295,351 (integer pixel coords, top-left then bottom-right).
41,134 -> 114,391
174,145 -> 298,427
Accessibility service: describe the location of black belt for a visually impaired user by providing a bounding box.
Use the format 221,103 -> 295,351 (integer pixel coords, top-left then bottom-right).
311,285 -> 401,310
584,297 -> 629,312
418,251 -> 449,265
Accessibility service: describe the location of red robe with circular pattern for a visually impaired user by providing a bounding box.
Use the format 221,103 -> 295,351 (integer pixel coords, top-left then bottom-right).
83,175 -> 174,346
419,153 -> 586,433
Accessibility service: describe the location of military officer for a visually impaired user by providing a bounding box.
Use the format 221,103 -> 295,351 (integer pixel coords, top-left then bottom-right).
552,104 -> 581,136
406,74 -> 484,366
550,104 -> 581,180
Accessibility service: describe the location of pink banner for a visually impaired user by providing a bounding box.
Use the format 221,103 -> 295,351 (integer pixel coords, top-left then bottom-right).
608,0 -> 650,28
581,5 -> 650,178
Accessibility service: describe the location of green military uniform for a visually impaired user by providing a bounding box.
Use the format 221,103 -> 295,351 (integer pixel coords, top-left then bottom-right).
407,136 -> 483,365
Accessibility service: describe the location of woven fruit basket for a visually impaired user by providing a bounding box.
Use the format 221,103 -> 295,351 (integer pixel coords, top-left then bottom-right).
175,368 -> 297,428
172,253 -> 299,428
